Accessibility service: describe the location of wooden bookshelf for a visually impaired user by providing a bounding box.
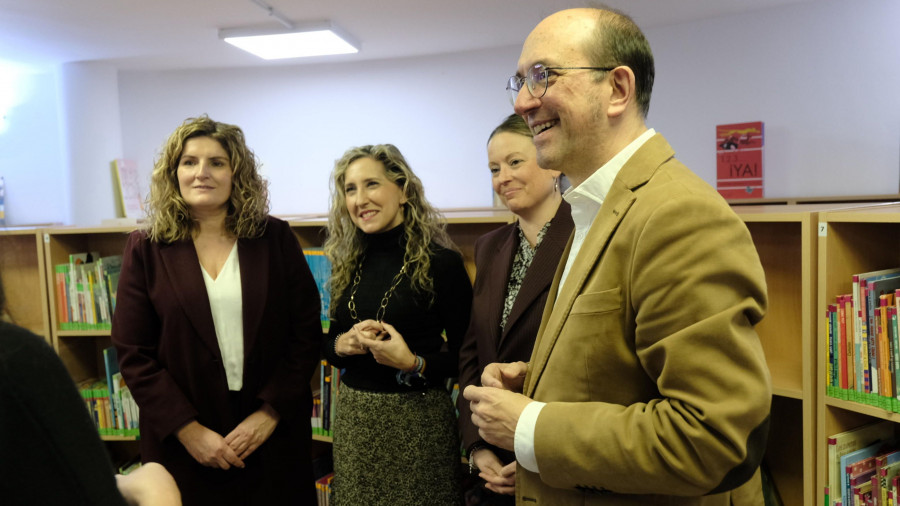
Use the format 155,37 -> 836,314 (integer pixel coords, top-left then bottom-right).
736,204 -> 823,506
42,225 -> 136,441
0,227 -> 50,341
815,203 -> 900,506
17,202 -> 887,502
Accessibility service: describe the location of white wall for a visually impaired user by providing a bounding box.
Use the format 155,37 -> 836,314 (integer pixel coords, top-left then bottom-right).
59,62 -> 124,225
0,66 -> 67,226
3,0 -> 899,226
648,0 -> 900,197
119,46 -> 518,217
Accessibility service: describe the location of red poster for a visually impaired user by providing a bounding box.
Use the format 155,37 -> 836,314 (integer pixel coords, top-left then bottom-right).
716,121 -> 764,199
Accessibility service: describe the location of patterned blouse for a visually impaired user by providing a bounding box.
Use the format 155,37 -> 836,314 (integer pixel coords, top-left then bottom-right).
500,221 -> 551,331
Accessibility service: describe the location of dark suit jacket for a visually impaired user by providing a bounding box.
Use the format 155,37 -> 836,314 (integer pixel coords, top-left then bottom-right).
112,216 -> 320,505
457,201 -> 573,461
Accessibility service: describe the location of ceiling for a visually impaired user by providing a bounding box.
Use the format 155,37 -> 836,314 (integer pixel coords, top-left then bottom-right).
0,0 -> 814,72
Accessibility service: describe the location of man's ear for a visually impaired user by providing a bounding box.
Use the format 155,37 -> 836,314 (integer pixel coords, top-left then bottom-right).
607,66 -> 636,118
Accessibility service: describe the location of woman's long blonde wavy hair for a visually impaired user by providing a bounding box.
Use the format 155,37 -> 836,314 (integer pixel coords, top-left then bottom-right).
144,115 -> 269,242
324,144 -> 455,310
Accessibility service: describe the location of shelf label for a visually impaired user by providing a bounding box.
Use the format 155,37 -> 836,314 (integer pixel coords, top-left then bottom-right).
818,223 -> 827,237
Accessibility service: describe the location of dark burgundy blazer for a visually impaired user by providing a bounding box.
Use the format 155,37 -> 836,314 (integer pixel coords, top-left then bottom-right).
457,201 -> 573,462
111,216 -> 320,505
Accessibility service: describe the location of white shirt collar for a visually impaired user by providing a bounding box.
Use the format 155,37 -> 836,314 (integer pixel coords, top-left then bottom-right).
562,128 -> 656,231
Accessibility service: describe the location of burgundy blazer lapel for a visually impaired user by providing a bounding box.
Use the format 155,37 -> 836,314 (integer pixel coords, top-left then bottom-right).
482,227 -> 517,355
500,201 -> 573,348
158,240 -> 220,358
238,235 -> 269,361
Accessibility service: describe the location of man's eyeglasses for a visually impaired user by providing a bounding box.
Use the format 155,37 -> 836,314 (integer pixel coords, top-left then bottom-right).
506,63 -> 616,105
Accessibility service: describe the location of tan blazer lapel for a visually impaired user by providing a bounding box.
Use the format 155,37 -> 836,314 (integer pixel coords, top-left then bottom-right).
524,133 -> 675,396
525,194 -> 634,395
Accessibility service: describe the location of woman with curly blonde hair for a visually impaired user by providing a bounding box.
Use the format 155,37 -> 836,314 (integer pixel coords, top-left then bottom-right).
322,144 -> 472,505
112,115 -> 321,505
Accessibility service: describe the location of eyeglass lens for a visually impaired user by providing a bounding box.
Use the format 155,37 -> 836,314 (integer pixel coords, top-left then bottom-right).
507,64 -> 549,106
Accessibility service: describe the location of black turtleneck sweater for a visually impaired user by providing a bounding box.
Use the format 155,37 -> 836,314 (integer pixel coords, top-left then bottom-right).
323,225 -> 473,392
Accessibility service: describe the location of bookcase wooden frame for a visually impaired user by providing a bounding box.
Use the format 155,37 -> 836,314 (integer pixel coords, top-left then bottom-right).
0,228 -> 50,341
815,203 -> 900,506
9,203 -> 891,503
737,204 -> 826,506
43,225 -> 136,441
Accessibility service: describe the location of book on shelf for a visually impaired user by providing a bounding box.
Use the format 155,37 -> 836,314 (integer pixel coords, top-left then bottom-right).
117,455 -> 142,475
303,248 -> 331,331
874,450 -> 900,506
111,158 -> 144,219
74,350 -> 140,438
103,347 -> 120,434
841,439 -> 897,506
826,267 -> 900,412
315,471 -> 334,506
312,360 -> 341,438
55,253 -> 123,330
827,420 -> 896,506
715,121 -> 764,199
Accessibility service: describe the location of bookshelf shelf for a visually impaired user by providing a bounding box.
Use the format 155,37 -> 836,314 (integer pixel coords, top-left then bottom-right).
815,203 -> 900,506
772,386 -> 803,400
58,330 -> 113,337
101,435 -> 139,442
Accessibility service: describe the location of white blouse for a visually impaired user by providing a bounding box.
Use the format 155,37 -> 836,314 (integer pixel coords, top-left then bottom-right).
200,242 -> 244,391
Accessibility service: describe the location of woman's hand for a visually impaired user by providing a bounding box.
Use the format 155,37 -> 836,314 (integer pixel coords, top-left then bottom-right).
334,321 -> 382,356
115,462 -> 182,505
175,421 -> 244,470
357,321 -> 416,371
224,403 -> 280,460
472,449 -> 516,495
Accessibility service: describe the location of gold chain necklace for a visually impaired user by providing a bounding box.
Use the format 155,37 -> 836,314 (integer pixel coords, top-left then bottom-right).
347,256 -> 409,322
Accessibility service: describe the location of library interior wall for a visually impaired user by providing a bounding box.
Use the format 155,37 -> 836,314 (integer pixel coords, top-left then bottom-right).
59,62 -> 123,226
0,66 -> 67,226
117,46 -> 517,218
648,0 -> 900,199
0,0 -> 898,226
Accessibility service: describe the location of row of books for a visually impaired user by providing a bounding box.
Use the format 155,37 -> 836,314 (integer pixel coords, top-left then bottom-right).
827,420 -> 899,506
78,346 -> 139,437
826,267 -> 900,411
303,248 -> 332,331
312,360 -> 341,438
54,252 -> 123,330
315,472 -> 334,505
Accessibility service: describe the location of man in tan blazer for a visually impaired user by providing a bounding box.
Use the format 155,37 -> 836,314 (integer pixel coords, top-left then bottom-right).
463,7 -> 772,505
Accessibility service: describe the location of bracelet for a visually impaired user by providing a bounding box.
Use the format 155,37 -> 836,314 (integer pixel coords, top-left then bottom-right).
468,442 -> 488,473
403,354 -> 424,373
333,332 -> 346,358
396,355 -> 426,386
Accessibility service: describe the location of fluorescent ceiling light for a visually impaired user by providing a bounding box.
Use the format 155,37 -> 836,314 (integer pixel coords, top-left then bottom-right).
219,22 -> 359,60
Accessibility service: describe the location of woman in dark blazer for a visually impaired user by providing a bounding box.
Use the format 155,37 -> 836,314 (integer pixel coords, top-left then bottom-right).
112,116 -> 321,505
458,114 -> 574,504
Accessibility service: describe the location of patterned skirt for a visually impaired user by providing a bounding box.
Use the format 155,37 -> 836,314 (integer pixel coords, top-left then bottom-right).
332,384 -> 463,506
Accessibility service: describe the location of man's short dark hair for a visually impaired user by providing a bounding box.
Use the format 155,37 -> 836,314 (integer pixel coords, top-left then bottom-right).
586,8 -> 655,118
